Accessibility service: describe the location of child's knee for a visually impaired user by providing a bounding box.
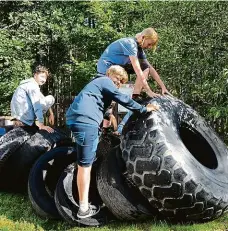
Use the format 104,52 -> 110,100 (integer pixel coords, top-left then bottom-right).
45,95 -> 55,107
41,95 -> 55,113
77,155 -> 95,167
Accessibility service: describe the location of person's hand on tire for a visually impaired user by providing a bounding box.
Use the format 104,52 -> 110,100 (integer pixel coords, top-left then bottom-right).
165,91 -> 174,97
146,104 -> 159,112
37,122 -> 54,133
161,86 -> 170,96
113,131 -> 121,136
147,89 -> 160,98
14,120 -> 24,127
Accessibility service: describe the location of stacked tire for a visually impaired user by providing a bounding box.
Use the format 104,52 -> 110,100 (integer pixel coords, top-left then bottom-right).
4,96 -> 228,227
0,127 -> 70,192
28,146 -> 76,219
97,145 -> 157,221
52,96 -> 228,226
28,132 -> 118,226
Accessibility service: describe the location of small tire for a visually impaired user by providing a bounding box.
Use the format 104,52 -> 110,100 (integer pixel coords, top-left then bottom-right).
0,126 -> 37,190
28,146 -> 76,219
0,126 -> 37,172
121,96 -> 228,221
54,163 -> 111,227
0,129 -> 68,192
97,146 -> 157,221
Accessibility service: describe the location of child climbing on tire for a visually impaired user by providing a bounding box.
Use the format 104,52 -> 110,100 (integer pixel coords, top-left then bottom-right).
66,65 -> 159,219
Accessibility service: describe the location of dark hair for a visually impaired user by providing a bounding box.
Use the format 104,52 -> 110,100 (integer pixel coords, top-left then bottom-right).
34,65 -> 50,78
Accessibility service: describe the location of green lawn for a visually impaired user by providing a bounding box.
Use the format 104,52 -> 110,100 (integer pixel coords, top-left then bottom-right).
0,192 -> 228,231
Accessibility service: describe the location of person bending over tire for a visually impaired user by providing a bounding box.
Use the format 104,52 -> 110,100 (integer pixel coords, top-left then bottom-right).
10,65 -> 54,133
98,27 -> 169,134
66,65 -> 159,219
97,27 -> 169,98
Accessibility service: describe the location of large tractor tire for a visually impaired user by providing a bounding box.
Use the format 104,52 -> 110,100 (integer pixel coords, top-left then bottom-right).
0,128 -> 69,192
54,163 -> 111,227
121,96 -> 228,222
97,145 -> 157,220
28,146 -> 76,219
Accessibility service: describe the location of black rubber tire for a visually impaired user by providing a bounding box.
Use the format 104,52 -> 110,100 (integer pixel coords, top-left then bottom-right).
28,131 -> 109,220
97,145 -> 157,221
0,128 -> 68,192
54,163 -> 112,227
121,95 -> 228,222
96,133 -> 120,160
28,146 -> 76,219
0,126 -> 37,174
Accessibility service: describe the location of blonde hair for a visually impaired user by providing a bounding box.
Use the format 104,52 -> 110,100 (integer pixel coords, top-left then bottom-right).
106,65 -> 128,84
141,27 -> 158,51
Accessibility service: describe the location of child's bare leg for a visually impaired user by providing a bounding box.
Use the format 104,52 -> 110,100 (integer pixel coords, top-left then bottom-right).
77,165 -> 92,211
133,68 -> 150,95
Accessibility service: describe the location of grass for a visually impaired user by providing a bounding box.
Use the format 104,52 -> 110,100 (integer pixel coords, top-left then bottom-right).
0,192 -> 228,231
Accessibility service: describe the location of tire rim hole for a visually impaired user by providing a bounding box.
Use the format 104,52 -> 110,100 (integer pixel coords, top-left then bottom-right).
179,123 -> 218,169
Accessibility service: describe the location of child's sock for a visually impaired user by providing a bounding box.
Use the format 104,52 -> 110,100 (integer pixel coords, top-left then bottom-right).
79,201 -> 89,212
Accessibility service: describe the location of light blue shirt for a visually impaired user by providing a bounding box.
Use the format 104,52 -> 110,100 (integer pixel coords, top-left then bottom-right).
11,78 -> 44,125
97,37 -> 146,74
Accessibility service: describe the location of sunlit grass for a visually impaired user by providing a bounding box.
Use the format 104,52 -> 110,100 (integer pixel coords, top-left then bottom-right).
0,192 -> 228,231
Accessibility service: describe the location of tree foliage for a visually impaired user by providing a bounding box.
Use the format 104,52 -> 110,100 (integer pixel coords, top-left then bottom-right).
0,1 -> 227,138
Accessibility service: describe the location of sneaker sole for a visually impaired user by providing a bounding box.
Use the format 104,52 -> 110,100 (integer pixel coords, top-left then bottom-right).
77,207 -> 100,219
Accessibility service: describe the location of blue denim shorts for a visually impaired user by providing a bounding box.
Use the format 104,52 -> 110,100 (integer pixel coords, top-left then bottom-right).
68,123 -> 100,167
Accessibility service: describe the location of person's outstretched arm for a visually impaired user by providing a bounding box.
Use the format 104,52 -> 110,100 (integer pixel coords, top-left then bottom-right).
142,59 -> 169,95
129,56 -> 160,97
48,108 -> 55,126
27,87 -> 54,133
103,79 -> 158,114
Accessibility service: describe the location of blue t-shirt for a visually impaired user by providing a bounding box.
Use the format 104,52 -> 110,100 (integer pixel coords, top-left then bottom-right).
66,76 -> 147,127
97,37 -> 147,75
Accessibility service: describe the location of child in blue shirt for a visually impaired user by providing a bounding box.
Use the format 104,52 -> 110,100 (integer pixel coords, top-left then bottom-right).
66,65 -> 158,219
97,28 -> 168,97
97,28 -> 170,134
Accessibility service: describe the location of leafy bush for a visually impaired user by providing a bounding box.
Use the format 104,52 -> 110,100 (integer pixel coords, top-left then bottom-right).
0,1 -> 227,139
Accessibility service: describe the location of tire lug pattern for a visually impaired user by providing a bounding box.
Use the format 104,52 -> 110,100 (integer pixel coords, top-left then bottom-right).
121,96 -> 228,221
173,168 -> 187,181
164,194 -> 193,209
130,145 -> 152,162
163,155 -> 177,169
144,170 -> 171,188
135,160 -> 161,175
153,183 -> 182,200
149,199 -> 163,209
